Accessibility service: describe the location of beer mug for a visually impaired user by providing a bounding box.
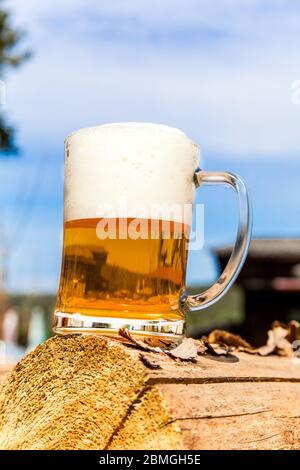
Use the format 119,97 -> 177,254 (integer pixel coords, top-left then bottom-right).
53,123 -> 251,339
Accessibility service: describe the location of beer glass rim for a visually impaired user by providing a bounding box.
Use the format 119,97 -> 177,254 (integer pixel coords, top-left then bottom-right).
65,122 -> 199,150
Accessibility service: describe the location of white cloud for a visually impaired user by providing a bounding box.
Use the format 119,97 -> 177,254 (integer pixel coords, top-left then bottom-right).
5,0 -> 299,158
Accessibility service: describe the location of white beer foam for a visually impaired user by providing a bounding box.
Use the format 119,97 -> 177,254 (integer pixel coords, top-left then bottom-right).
64,123 -> 200,224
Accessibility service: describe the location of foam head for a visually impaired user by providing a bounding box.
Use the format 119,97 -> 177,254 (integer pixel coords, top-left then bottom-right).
64,123 -> 200,224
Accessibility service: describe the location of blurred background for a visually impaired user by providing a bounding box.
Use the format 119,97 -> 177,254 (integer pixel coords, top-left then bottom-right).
0,0 -> 300,360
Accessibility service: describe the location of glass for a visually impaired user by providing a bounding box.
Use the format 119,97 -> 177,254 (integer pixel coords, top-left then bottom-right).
53,123 -> 251,339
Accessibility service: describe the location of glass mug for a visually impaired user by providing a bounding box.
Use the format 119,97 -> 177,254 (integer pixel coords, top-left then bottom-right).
53,123 -> 251,339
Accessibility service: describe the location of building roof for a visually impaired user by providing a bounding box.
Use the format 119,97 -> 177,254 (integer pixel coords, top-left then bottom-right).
216,238 -> 300,261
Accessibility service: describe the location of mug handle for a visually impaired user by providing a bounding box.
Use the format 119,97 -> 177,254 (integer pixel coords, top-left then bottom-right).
185,168 -> 252,312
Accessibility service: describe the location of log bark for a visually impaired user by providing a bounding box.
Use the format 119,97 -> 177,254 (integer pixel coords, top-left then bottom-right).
0,334 -> 300,450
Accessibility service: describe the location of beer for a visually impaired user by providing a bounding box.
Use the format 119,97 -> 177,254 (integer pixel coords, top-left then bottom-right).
55,218 -> 189,321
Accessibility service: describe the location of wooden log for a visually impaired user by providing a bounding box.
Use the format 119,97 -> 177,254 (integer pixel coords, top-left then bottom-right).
0,334 -> 300,450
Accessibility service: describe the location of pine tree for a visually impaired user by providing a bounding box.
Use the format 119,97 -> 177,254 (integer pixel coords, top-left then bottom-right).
0,5 -> 30,154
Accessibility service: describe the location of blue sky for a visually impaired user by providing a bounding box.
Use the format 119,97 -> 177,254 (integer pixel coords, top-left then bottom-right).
1,0 -> 300,292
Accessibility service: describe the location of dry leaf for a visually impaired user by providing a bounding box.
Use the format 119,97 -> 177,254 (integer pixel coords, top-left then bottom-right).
260,326 -> 292,357
118,328 -> 164,353
207,329 -> 252,350
143,336 -> 174,350
166,338 -> 198,361
201,339 -> 239,363
197,340 -> 208,355
272,327 -> 293,357
286,320 -> 300,343
203,340 -> 233,356
270,320 -> 300,343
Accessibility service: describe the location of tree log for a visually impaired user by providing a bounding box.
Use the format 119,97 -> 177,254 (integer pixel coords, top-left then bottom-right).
0,334 -> 300,450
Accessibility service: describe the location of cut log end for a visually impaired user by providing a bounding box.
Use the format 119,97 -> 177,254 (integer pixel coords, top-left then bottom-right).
0,335 -> 181,450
